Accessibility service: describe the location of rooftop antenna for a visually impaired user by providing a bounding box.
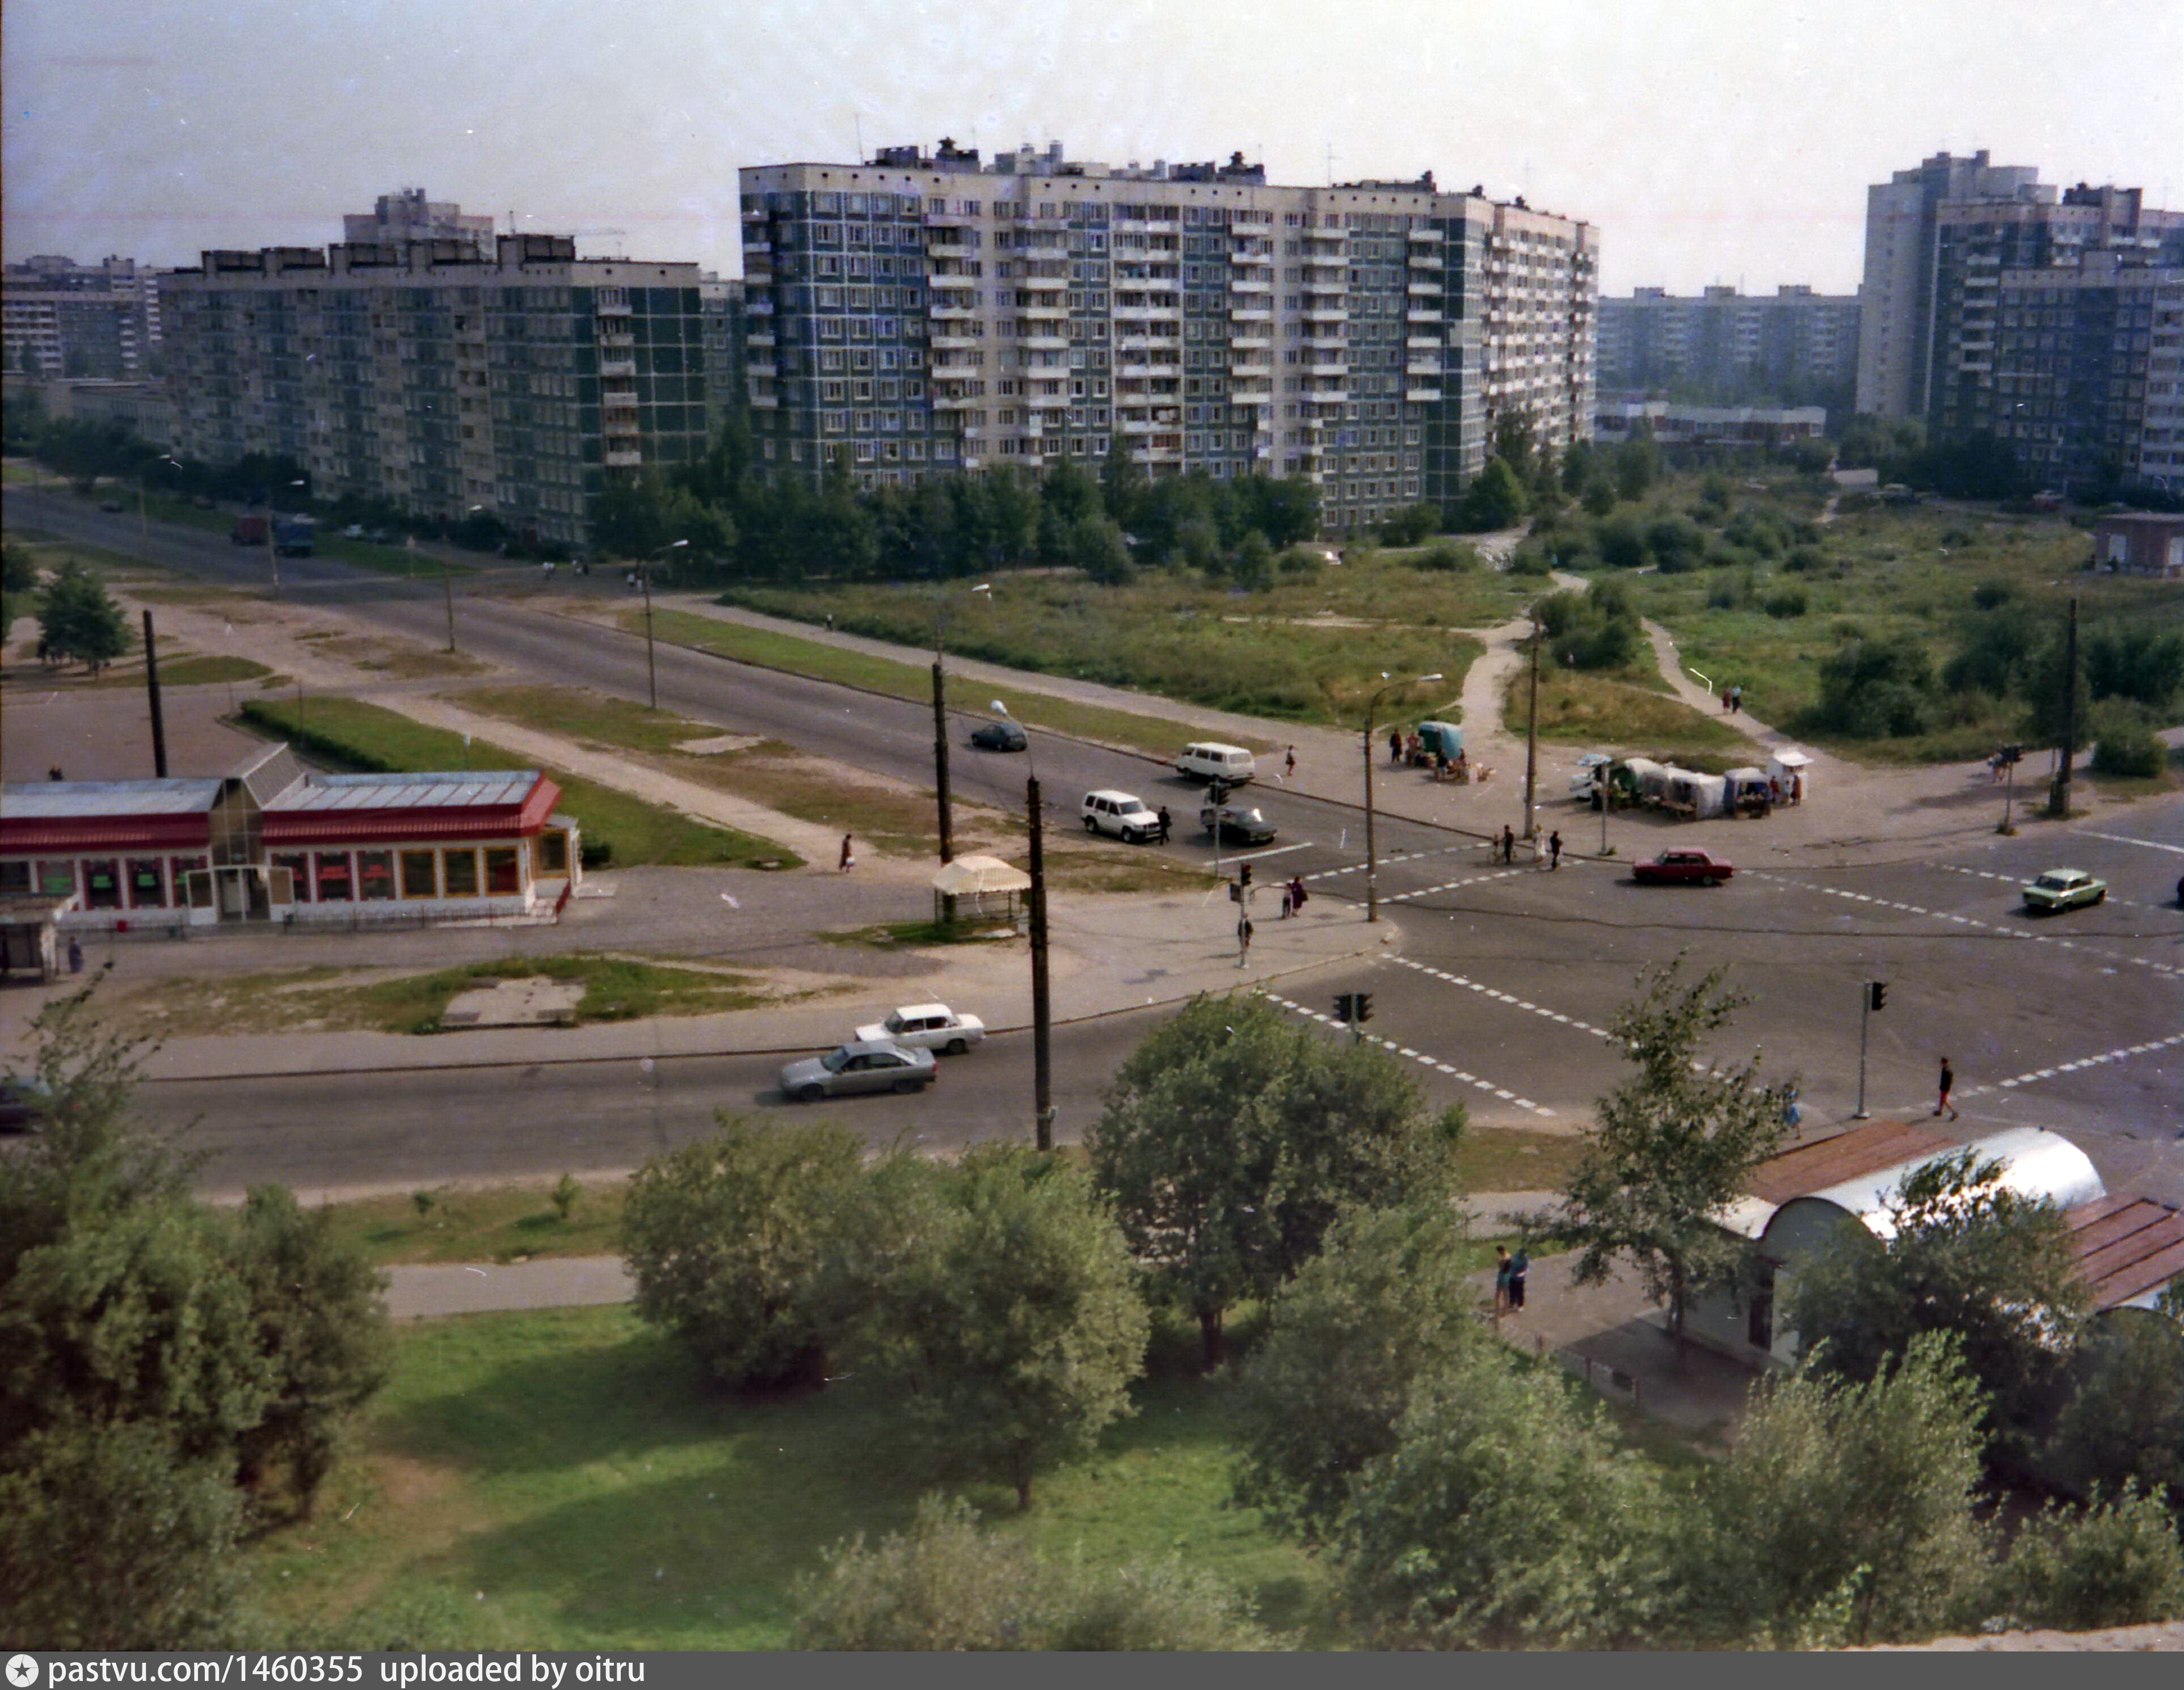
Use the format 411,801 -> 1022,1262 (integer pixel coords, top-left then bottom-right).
1325,143 -> 1336,186
854,113 -> 864,164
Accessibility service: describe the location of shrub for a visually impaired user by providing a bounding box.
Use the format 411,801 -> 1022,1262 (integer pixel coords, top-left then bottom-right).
1763,587 -> 1810,619
1811,633 -> 1937,737
2051,1317 -> 2184,1502
1505,543 -> 1552,577
1971,578 -> 2015,610
1414,540 -> 1477,574
1646,515 -> 1705,573
2090,712 -> 2167,778
1995,1489 -> 2184,1633
1378,502 -> 1441,547
1783,545 -> 1825,574
1595,514 -> 1646,570
1276,544 -> 1322,576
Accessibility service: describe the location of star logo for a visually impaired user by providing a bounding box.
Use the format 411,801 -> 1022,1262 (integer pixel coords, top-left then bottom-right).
7,1656 -> 40,1688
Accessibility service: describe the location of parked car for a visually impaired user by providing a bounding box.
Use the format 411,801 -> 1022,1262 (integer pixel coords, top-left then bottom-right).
2022,867 -> 2107,913
1175,742 -> 1257,786
1082,789 -> 1161,843
970,719 -> 1028,752
98,498 -> 126,513
342,523 -> 368,540
1200,802 -> 1277,845
779,1040 -> 937,1102
1633,849 -> 1735,886
0,1076 -> 53,1133
854,1004 -> 986,1055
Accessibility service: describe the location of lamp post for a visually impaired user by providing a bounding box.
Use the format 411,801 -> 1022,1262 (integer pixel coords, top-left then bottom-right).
642,539 -> 689,709
932,581 -> 990,870
1522,610 -> 1542,841
1362,671 -> 1441,924
445,504 -> 489,652
992,701 -> 1053,1150
267,478 -> 306,599
137,454 -> 180,570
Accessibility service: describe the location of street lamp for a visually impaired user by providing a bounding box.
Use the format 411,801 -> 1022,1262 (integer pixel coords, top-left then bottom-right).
642,539 -> 689,709
267,478 -> 306,599
992,701 -> 1053,1151
1362,671 -> 1441,924
444,504 -> 490,652
931,580 -> 990,869
137,454 -> 180,568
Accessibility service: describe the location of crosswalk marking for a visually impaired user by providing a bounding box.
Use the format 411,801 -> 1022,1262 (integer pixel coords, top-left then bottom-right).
1261,989 -> 1558,1118
1962,1030 -> 2184,1098
1386,955 -> 1615,1042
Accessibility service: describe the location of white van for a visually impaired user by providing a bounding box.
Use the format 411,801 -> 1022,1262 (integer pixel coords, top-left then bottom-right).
1082,790 -> 1162,844
1175,742 -> 1257,786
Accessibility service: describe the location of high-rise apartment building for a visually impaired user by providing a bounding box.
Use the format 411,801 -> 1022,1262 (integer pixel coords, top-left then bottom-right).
3,255 -> 162,380
343,188 -> 498,247
1855,150 -> 2046,420
159,227 -> 713,547
1597,285 -> 1860,415
738,140 -> 1596,529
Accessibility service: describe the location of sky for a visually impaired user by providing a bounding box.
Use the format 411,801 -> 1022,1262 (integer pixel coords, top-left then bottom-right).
5,0 -> 2180,295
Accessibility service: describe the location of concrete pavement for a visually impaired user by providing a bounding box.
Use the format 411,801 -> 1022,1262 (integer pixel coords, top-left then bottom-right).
381,1255 -> 634,1319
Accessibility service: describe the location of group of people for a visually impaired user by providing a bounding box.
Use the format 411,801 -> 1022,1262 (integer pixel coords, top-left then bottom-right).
1719,684 -> 1747,714
1493,1244 -> 1530,1314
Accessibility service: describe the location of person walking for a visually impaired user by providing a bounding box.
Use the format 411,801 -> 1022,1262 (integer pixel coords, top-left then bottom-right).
48,765 -> 64,782
1279,882 -> 1295,918
1548,830 -> 1563,870
1388,727 -> 1403,765
66,935 -> 84,975
1287,874 -> 1307,914
1493,1245 -> 1513,1316
1934,1056 -> 1961,1122
838,833 -> 855,874
1156,805 -> 1172,845
1508,1246 -> 1529,1311
1499,825 -> 1515,865
1284,744 -> 1297,781
1236,912 -> 1255,966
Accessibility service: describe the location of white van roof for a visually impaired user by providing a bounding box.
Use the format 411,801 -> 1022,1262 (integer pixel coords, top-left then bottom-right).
1186,742 -> 1252,757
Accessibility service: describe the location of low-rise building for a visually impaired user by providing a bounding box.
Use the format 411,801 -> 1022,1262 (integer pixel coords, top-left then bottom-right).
0,744 -> 579,933
2090,511 -> 2184,577
1592,399 -> 1827,449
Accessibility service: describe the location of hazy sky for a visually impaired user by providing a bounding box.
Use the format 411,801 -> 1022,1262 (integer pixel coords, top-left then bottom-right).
5,0 -> 2179,294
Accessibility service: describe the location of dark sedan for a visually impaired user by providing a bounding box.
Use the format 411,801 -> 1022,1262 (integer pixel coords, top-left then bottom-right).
1200,803 -> 1277,845
1632,849 -> 1734,886
970,720 -> 1028,752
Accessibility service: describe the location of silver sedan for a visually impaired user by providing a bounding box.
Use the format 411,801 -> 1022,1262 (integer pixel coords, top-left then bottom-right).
779,1039 -> 937,1103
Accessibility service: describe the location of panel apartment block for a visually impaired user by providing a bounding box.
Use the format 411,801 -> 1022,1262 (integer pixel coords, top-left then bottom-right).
158,235 -> 712,546
1597,285 -> 1859,413
3,255 -> 162,381
737,141 -> 1595,530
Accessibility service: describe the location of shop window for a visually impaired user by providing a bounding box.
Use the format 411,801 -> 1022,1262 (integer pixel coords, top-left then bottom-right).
83,859 -> 123,910
443,848 -> 479,897
271,852 -> 310,901
485,847 -> 521,895
36,861 -> 77,897
536,829 -> 569,874
400,850 -> 439,899
357,850 -> 396,901
169,856 -> 207,898
0,862 -> 28,896
127,858 -> 168,909
267,865 -> 296,907
314,852 -> 354,902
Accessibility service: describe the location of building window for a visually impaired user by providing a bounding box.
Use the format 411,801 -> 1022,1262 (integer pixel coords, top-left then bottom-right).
536,830 -> 569,875
125,858 -> 168,909
82,859 -> 122,911
397,850 -> 437,899
0,861 -> 29,896
484,847 -> 523,896
34,860 -> 75,897
443,848 -> 480,897
314,852 -> 354,902
357,849 -> 397,901
271,852 -> 310,902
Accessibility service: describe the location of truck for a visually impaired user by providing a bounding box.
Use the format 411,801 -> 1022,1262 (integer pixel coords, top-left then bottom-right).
230,515 -> 269,546
272,515 -> 317,558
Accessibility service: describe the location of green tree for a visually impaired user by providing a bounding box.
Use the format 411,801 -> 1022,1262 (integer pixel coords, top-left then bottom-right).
1069,511 -> 1134,585
1339,1340 -> 1680,1648
0,1418 -> 245,1649
2021,621 -> 2093,749
1614,432 -> 1662,500
1692,1333 -> 1996,1646
2052,1302 -> 2184,1504
1455,457 -> 1527,532
1237,474 -> 1320,547
1995,1487 -> 2184,1633
1230,528 -> 1273,591
1231,1203 -> 1483,1543
1812,632 -> 1937,738
1099,437 -> 1146,529
1542,961 -> 1794,1346
860,1148 -> 1146,1510
1786,1149 -> 2091,1452
37,559 -> 131,670
790,1494 -> 1280,1650
1091,994 -> 1460,1368
621,1116 -> 868,1392
230,1186 -> 392,1513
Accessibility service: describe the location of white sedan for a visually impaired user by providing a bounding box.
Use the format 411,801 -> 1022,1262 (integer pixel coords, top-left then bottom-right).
853,1002 -> 987,1056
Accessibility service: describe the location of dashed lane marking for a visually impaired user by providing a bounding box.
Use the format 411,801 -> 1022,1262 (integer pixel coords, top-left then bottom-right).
1300,842 -> 1480,882
1959,1030 -> 2184,1099
1262,990 -> 1557,1118
1935,863 -> 2161,909
1747,871 -> 2181,977
2078,831 -> 2184,858
1382,866 -> 1538,905
1386,955 -> 1616,1040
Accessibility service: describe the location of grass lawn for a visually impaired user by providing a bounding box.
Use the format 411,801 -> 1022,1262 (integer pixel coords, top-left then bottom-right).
1455,1127 -> 1587,1194
718,559 -> 1498,726
237,697 -> 799,870
107,954 -> 769,1039
625,607 -> 1274,759
74,652 -> 272,688
1504,669 -> 1749,766
247,1305 -> 1338,1650
318,1182 -> 630,1267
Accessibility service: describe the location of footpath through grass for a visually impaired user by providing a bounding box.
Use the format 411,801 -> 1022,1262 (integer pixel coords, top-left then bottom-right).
249,1305 -> 1339,1650
1504,669 -> 1750,769
625,607 -> 1272,759
238,697 -> 798,870
718,558 -> 1500,726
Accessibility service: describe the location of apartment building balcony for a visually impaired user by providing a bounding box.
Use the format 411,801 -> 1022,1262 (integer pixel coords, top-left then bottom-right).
1308,360 -> 1348,378
596,296 -> 632,317
1407,308 -> 1444,324
1017,272 -> 1068,291
931,302 -> 978,321
1018,241 -> 1068,260
926,209 -> 974,227
1135,273 -> 1182,292
1228,277 -> 1273,296
599,332 -> 635,353
1115,361 -> 1167,380
743,265 -> 776,287
1230,334 -> 1271,351
1019,300 -> 1068,318
1407,278 -> 1442,297
1230,385 -> 1274,404
743,296 -> 775,315
1301,275 -> 1346,295
1028,390 -> 1068,409
605,448 -> 643,469
1231,247 -> 1272,265
1115,305 -> 1175,323
1407,252 -> 1445,270
1304,306 -> 1349,323
932,392 -> 978,411
1304,333 -> 1346,349
929,359 -> 983,378
1405,387 -> 1444,403
1018,333 -> 1068,351
1407,225 -> 1440,242
1304,227 -> 1345,245
599,357 -> 636,378
1228,306 -> 1272,324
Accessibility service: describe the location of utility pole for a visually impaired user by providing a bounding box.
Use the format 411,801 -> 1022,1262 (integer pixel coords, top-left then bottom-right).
1523,614 -> 1541,840
1026,774 -> 1053,1150
642,566 -> 659,709
2048,592 -> 2079,819
1362,715 -> 1379,922
932,658 -> 954,864
442,553 -> 457,652
141,609 -> 168,778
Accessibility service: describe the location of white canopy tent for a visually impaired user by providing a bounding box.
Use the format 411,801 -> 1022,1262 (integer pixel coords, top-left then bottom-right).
931,854 -> 1032,924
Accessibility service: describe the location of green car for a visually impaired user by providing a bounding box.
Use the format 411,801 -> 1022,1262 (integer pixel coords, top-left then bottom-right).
2022,867 -> 2108,913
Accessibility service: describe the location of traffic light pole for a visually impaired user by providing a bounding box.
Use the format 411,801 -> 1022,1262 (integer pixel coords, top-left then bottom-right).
1853,981 -> 1883,1120
1027,774 -> 1053,1152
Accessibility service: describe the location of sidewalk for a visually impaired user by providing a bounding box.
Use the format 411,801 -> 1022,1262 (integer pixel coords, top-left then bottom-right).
382,1255 -> 633,1319
111,886 -> 1394,1081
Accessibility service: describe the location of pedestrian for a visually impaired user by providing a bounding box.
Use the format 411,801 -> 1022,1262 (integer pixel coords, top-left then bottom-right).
1288,874 -> 1307,913
35,638 -> 48,665
1548,829 -> 1563,870
48,764 -> 64,782
1732,685 -> 1744,714
1389,727 -> 1403,764
1934,1056 -> 1960,1122
1499,824 -> 1514,865
1280,883 -> 1295,918
1236,912 -> 1254,966
1284,744 -> 1297,781
1721,686 -> 1731,713
838,832 -> 855,874
1508,1245 -> 1529,1310
825,613 -> 835,632
67,935 -> 83,975
1493,1245 -> 1513,1316
1156,805 -> 1172,845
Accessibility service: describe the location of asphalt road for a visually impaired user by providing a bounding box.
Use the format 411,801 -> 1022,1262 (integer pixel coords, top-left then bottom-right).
13,486 -> 2182,1206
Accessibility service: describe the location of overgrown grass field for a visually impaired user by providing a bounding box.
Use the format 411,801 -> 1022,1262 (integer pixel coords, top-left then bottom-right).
1503,669 -> 1748,765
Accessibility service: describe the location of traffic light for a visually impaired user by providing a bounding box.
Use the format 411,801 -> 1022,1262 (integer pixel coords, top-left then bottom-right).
1868,981 -> 1888,1012
1334,993 -> 1356,1023
1354,992 -> 1374,1024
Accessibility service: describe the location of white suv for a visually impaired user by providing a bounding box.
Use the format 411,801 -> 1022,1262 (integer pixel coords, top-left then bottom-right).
1082,789 -> 1161,843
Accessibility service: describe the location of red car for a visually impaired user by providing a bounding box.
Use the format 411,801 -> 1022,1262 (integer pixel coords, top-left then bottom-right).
1633,849 -> 1734,886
